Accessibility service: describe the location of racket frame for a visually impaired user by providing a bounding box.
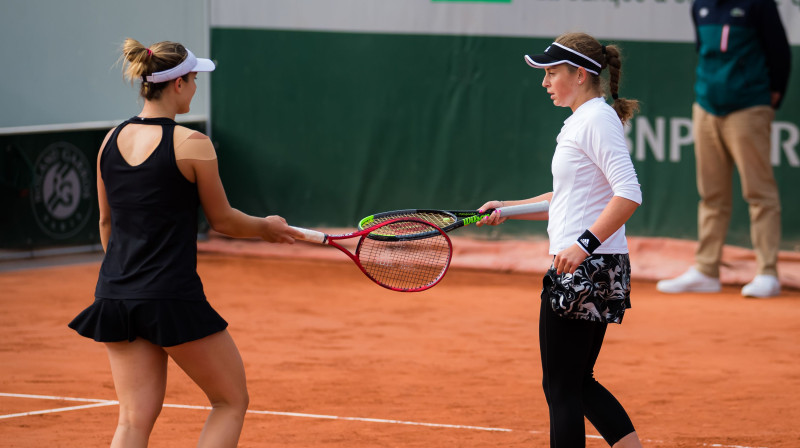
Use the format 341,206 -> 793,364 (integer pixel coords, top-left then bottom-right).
291,217 -> 453,292
358,201 -> 549,240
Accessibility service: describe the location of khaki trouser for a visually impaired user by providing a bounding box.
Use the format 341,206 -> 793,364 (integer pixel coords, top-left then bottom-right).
693,103 -> 781,278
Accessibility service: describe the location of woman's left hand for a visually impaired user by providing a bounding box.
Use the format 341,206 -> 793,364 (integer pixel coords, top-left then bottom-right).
553,244 -> 588,275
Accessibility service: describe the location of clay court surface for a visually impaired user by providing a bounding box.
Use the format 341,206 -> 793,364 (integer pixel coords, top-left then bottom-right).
1,235 -> 800,447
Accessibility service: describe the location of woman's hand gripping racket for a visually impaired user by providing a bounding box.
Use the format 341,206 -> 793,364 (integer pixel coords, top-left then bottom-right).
357,201 -> 549,240
290,218 -> 452,292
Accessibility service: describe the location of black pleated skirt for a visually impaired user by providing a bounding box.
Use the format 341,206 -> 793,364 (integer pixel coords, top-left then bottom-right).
68,298 -> 228,347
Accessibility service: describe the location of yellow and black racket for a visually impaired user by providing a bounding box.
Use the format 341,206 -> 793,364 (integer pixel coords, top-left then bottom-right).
357,201 -> 549,240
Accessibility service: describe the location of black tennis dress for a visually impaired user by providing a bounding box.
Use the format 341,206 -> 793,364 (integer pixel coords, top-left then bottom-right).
68,117 -> 227,347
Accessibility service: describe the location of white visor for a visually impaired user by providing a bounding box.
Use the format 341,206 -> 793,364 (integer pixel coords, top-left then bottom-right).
145,49 -> 215,83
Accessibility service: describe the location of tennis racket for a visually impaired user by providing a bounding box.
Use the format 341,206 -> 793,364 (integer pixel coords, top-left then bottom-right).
290,218 -> 452,292
358,201 -> 549,240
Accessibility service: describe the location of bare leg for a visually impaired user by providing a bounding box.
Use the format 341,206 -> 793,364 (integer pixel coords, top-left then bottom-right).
165,330 -> 249,448
105,339 -> 168,448
613,431 -> 643,448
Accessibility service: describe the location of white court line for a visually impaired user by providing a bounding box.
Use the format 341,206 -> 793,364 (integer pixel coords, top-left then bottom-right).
0,393 -> 769,448
0,392 -> 118,420
0,392 -> 113,403
0,402 -> 119,420
163,402 -> 518,433
702,445 -> 768,448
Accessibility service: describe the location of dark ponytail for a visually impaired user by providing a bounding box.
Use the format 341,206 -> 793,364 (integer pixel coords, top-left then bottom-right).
554,33 -> 639,124
603,44 -> 639,125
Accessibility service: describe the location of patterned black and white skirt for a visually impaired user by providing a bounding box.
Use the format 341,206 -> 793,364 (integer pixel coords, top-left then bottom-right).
541,253 -> 632,324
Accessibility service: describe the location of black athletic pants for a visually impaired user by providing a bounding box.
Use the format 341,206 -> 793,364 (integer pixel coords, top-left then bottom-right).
539,299 -> 636,447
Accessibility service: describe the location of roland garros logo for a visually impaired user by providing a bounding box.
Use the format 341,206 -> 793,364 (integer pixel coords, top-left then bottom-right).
30,142 -> 93,239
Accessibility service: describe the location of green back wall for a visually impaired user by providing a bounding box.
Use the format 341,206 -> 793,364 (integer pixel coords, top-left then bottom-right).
211,28 -> 800,248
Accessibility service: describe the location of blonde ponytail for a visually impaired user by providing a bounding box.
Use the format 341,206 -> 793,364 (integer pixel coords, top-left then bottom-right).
119,38 -> 188,100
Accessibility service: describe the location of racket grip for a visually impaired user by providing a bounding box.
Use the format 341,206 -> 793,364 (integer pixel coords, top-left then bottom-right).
290,226 -> 327,244
497,201 -> 549,217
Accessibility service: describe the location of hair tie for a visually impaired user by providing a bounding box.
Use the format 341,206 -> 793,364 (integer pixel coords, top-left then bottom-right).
146,48 -> 153,59
601,45 -> 607,55
612,93 -> 619,100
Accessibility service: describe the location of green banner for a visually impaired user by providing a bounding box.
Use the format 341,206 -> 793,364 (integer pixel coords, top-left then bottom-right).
1,131 -> 103,249
210,28 -> 800,249
1,122 -> 208,251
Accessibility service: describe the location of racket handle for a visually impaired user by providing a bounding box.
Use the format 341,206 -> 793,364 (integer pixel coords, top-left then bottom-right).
497,201 -> 549,217
290,226 -> 327,244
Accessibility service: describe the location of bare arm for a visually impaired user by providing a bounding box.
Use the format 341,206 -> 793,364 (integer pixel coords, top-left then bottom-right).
586,196 -> 639,242
184,137 -> 302,243
553,196 -> 639,274
97,130 -> 114,252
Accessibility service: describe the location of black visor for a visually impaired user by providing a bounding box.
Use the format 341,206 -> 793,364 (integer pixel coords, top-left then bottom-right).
525,42 -> 601,75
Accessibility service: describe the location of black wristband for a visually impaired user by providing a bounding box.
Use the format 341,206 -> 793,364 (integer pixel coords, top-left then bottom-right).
577,229 -> 601,255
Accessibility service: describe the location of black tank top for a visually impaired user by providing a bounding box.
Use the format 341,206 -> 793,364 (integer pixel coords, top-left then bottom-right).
95,117 -> 205,301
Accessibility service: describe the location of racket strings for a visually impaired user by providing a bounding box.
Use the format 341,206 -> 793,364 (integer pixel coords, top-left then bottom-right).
369,212 -> 456,229
357,220 -> 451,291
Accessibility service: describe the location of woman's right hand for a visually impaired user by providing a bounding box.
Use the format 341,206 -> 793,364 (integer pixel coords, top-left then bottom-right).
475,200 -> 508,227
261,215 -> 305,243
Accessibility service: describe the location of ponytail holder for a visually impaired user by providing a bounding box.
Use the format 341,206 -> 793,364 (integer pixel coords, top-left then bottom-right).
601,45 -> 607,55
143,49 -> 153,82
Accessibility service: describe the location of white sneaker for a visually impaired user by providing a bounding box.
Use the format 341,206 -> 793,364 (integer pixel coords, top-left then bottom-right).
741,275 -> 780,298
656,267 -> 721,293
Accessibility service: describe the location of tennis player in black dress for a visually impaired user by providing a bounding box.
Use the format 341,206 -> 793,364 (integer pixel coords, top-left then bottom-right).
69,39 -> 303,447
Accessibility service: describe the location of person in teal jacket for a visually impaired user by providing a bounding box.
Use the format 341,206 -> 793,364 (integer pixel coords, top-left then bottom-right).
657,0 -> 791,298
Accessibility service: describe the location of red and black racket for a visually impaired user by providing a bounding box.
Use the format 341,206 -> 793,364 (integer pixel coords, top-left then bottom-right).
290,218 -> 452,292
